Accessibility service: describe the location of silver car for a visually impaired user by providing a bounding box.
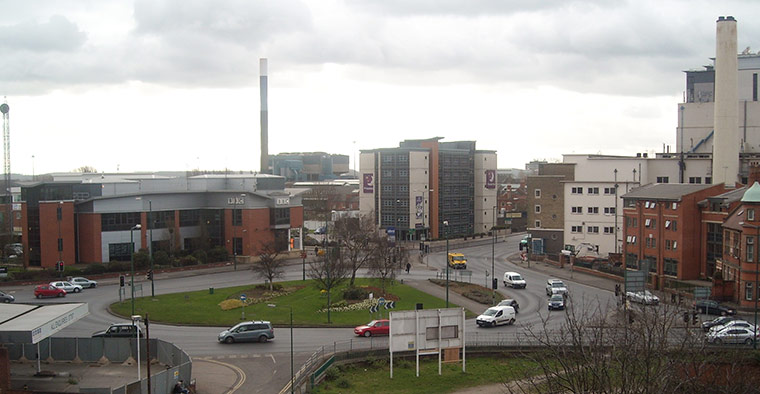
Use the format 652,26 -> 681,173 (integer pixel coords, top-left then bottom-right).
70,277 -> 98,288
49,281 -> 83,293
0,290 -> 14,303
707,327 -> 758,345
626,290 -> 660,305
218,321 -> 274,343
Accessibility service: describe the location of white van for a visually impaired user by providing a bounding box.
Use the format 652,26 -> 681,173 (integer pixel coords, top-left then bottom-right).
503,271 -> 527,289
476,305 -> 516,327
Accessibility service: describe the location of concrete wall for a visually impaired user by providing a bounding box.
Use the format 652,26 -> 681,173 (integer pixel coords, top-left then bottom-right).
474,151 -> 498,234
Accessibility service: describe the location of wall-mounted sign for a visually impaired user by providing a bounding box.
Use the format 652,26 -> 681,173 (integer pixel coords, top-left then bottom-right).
485,169 -> 496,189
227,197 -> 245,205
415,196 -> 423,219
12,203 -> 21,211
276,197 -> 290,206
363,173 -> 374,193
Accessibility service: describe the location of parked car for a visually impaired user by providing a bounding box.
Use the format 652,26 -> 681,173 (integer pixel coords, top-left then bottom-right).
694,300 -> 736,316
626,290 -> 660,305
70,277 -> 98,288
503,272 -> 526,289
497,298 -> 520,313
708,320 -> 756,334
545,279 -> 568,296
34,284 -> 66,298
4,243 -> 23,258
548,294 -> 565,311
702,316 -> 737,332
218,321 -> 275,343
354,319 -> 390,337
476,305 -> 516,327
92,323 -> 143,338
0,290 -> 14,303
49,281 -> 83,293
314,227 -> 326,234
706,327 -> 758,345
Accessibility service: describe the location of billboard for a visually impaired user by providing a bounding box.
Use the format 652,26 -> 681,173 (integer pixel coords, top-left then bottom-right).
485,170 -> 496,189
363,173 -> 374,193
415,196 -> 423,219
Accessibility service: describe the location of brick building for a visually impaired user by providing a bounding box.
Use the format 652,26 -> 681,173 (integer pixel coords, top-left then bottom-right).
526,163 -> 575,254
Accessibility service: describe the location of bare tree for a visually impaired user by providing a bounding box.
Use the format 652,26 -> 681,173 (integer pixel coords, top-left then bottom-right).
367,236 -> 402,295
509,296 -> 760,393
308,247 -> 350,323
73,165 -> 97,173
331,214 -> 379,286
251,242 -> 285,291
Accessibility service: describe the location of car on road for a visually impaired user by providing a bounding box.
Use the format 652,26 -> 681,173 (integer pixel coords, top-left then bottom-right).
708,320 -> 756,334
545,279 -> 568,296
706,327 -> 758,345
70,277 -> 98,288
49,281 -> 83,293
218,321 -> 275,343
314,227 -> 326,234
694,300 -> 736,316
702,316 -> 737,332
447,253 -> 468,269
92,323 -> 143,338
34,284 -> 66,298
497,298 -> 520,313
626,290 -> 660,305
0,290 -> 14,303
548,294 -> 565,311
354,319 -> 390,337
503,272 -> 526,289
476,306 -> 516,327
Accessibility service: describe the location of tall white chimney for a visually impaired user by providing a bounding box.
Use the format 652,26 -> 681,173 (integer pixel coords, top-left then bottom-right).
712,16 -> 739,185
260,58 -> 269,173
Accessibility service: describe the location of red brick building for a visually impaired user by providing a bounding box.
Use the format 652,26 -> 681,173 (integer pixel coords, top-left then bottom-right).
720,182 -> 760,308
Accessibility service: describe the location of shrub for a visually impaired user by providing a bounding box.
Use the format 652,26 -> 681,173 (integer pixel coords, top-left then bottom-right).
133,249 -> 150,270
207,247 -> 229,263
153,250 -> 170,266
323,368 -> 339,382
254,283 -> 283,291
179,255 -> 198,267
192,249 -> 208,264
11,270 -> 47,281
82,264 -> 107,275
343,287 -> 369,301
63,267 -> 82,276
335,378 -> 351,389
107,261 -> 130,273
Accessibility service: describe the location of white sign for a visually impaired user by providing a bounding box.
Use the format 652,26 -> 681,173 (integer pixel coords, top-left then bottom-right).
31,303 -> 89,344
390,308 -> 464,352
275,197 -> 290,206
12,203 -> 21,211
227,197 -> 245,205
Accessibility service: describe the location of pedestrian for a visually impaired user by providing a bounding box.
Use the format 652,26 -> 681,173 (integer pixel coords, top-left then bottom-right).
406,262 -> 411,274
173,380 -> 189,394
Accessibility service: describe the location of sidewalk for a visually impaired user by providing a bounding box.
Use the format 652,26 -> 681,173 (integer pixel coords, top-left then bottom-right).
506,255 -> 618,294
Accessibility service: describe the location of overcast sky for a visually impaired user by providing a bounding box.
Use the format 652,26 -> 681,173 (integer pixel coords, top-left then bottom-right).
1,0 -> 758,175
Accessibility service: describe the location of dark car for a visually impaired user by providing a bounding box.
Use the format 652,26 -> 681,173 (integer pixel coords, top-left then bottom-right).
0,290 -> 14,303
92,323 -> 143,338
702,316 -> 737,332
694,300 -> 736,316
548,294 -> 565,311
497,298 -> 520,313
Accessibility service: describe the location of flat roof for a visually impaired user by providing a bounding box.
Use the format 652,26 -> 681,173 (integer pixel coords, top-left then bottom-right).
621,183 -> 716,200
0,303 -> 88,344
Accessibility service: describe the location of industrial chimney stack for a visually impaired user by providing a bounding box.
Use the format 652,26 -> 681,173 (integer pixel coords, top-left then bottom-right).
260,58 -> 269,173
712,16 -> 739,185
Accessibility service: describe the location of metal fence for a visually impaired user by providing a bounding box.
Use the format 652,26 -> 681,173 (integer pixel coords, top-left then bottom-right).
7,337 -> 192,394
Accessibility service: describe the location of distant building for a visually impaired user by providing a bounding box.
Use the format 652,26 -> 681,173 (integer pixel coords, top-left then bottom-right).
526,163 -> 574,254
269,152 -> 350,182
292,180 -> 359,221
360,138 -> 497,241
499,182 -> 527,231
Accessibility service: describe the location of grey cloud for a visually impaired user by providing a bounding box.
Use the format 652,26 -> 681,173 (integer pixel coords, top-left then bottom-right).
0,14 -> 86,52
346,0 -> 614,17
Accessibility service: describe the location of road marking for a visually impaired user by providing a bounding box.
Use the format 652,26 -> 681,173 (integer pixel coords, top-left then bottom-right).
196,358 -> 246,394
269,354 -> 276,364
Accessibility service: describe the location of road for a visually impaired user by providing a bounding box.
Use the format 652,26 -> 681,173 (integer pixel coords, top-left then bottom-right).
4,233 -> 619,392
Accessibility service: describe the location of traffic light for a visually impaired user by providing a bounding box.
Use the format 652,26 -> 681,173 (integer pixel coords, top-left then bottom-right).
146,270 -> 153,280
692,311 -> 698,325
683,312 -> 689,323
56,261 -> 64,272
492,278 -> 498,290
119,275 -> 125,287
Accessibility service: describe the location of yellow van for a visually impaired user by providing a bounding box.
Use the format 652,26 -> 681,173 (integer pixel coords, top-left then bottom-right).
447,253 -> 467,269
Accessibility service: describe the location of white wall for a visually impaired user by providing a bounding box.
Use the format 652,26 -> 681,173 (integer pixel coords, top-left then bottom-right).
474,152 -> 498,234
359,152 -> 376,216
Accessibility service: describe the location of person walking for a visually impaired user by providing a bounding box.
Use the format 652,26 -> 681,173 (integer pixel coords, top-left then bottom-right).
406,262 -> 411,274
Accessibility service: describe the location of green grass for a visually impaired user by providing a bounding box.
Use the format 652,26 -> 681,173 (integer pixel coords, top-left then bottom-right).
315,355 -> 541,394
110,278 -> 463,327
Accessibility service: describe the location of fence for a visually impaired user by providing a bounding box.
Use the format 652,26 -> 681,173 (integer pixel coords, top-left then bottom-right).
7,337 -> 192,394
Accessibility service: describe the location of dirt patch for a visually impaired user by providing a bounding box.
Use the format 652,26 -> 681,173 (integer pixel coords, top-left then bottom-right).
358,286 -> 399,301
428,279 -> 501,305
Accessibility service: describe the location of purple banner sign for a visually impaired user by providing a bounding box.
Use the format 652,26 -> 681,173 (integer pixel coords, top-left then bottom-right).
485,169 -> 496,189
363,173 -> 374,193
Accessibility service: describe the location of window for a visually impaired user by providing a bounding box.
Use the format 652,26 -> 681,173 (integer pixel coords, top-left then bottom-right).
665,240 -> 671,250
271,208 -> 290,226
673,241 -> 677,250
535,205 -> 541,214
749,209 -> 756,221
587,226 -> 599,234
747,237 -> 755,262
56,207 -> 62,221
706,177 -> 712,184
604,226 -> 614,234
627,236 -> 637,244
571,187 -> 583,195
108,243 -> 134,262
645,218 -> 651,227
604,187 -> 615,195
671,221 -> 677,231
587,207 -> 599,214
645,201 -> 650,208
689,177 -> 702,184
665,220 -> 671,229
101,212 -> 141,232
534,220 -> 541,228
179,210 -> 201,227
232,209 -> 242,226
671,202 -> 678,210
588,187 -> 599,195
746,282 -> 753,301
571,206 -> 583,214
535,189 -> 541,198
645,237 -> 656,248
571,226 -> 583,233
664,258 -> 678,276
604,207 -> 616,215
656,176 -> 669,183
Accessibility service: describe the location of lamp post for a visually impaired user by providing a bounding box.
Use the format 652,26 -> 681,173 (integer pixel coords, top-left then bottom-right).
148,200 -> 154,297
233,193 -> 245,271
491,205 -> 497,305
130,224 -> 142,316
444,220 -> 449,308
268,304 -> 294,393
57,201 -> 63,278
131,314 -> 141,381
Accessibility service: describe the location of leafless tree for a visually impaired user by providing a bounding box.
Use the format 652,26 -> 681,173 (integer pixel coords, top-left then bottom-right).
508,296 -> 760,394
251,242 -> 285,291
331,214 -> 380,286
367,237 -> 404,295
308,247 -> 350,322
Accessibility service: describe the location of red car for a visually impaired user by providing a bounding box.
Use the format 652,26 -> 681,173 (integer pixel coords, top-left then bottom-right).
354,319 -> 390,337
34,284 -> 66,298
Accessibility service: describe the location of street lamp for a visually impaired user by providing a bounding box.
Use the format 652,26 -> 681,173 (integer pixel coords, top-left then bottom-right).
268,304 -> 294,393
491,206 -> 497,305
234,193 -> 245,271
444,220 -> 449,308
57,201 -> 63,278
131,314 -> 142,381
130,224 -> 142,316
136,197 -> 155,297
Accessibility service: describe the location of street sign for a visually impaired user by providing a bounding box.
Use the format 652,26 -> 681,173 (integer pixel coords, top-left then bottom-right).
625,270 -> 646,293
369,305 -> 378,313
378,297 -> 386,306
240,294 -> 247,302
694,287 -> 711,299
384,301 -> 396,309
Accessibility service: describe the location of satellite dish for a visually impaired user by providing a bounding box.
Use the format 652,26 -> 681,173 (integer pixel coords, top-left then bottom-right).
0,104 -> 8,114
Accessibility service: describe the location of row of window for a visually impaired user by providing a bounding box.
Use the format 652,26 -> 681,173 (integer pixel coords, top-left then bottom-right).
570,187 -> 616,195
570,206 -> 616,215
643,201 -> 679,210
626,235 -> 678,250
570,226 -> 615,234
625,217 -> 678,231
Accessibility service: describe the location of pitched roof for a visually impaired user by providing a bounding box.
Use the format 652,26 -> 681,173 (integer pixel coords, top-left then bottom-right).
621,183 -> 716,201
741,182 -> 760,203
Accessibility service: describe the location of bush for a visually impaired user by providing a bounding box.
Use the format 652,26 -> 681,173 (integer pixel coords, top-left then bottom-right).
11,269 -> 48,281
207,247 -> 229,263
323,368 -> 339,382
335,378 -> 351,389
179,255 -> 198,267
343,287 -> 369,301
82,264 -> 107,275
63,267 -> 82,276
106,261 -> 130,273
192,249 -> 208,264
254,283 -> 283,291
153,250 -> 170,266
133,249 -> 150,270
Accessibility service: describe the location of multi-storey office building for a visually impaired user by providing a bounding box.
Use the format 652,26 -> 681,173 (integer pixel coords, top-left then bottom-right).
360,138 -> 497,241
10,172 -> 304,269
269,152 -> 350,182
